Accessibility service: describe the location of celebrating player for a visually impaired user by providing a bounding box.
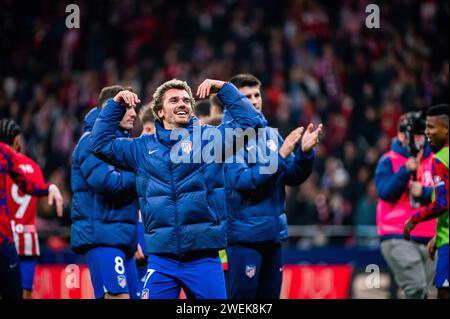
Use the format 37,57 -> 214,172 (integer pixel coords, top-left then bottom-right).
223,74 -> 321,299
90,79 -> 263,299
70,85 -> 140,299
404,104 -> 449,299
0,137 -> 63,299
0,119 -> 63,299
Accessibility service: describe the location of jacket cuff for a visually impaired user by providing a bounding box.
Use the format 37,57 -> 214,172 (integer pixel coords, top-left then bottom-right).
217,82 -> 239,106
397,165 -> 413,180
277,152 -> 287,171
421,186 -> 433,203
103,98 -> 126,119
296,147 -> 316,160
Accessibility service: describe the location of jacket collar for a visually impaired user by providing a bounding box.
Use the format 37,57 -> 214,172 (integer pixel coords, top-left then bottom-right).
155,117 -> 198,147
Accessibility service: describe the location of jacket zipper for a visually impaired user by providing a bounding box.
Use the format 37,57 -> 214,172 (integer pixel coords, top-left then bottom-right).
169,160 -> 181,257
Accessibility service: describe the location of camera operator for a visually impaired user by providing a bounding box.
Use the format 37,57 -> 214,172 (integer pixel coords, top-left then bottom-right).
375,111 -> 436,299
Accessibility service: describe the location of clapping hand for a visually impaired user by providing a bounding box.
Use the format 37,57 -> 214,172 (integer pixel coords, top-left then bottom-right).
301,123 -> 323,153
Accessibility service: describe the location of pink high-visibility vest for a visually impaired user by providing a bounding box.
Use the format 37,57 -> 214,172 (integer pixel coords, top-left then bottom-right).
376,151 -> 436,237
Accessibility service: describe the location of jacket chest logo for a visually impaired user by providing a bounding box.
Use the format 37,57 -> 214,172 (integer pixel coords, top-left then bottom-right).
434,175 -> 442,185
181,141 -> 193,154
267,139 -> 278,152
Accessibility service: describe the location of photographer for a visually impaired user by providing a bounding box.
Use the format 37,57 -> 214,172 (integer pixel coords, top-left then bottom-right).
375,111 -> 436,299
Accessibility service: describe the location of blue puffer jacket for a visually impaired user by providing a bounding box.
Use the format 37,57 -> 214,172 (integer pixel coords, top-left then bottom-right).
203,150 -> 227,229
90,83 -> 263,256
224,117 -> 315,244
70,107 -> 139,257
201,109 -> 243,230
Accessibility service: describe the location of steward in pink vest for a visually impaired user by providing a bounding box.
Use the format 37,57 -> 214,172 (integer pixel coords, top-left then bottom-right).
375,138 -> 436,243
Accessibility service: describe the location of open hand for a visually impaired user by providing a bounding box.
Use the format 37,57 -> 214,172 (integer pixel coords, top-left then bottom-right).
197,79 -> 226,99
48,184 -> 64,217
403,217 -> 416,241
301,123 -> 323,152
427,236 -> 437,261
279,127 -> 305,159
113,90 -> 141,107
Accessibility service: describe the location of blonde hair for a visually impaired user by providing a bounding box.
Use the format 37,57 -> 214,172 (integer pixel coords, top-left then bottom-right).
138,103 -> 155,124
150,79 -> 195,121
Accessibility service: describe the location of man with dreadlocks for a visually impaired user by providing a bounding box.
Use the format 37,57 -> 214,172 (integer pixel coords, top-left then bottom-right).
0,119 -> 64,299
0,118 -> 64,299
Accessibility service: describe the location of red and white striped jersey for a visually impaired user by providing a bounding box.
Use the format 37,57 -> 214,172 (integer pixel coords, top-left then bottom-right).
6,153 -> 44,256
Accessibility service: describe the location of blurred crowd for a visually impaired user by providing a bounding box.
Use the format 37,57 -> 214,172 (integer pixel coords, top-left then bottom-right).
0,0 -> 448,247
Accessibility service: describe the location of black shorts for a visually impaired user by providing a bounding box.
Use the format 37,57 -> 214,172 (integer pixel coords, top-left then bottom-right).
0,243 -> 22,299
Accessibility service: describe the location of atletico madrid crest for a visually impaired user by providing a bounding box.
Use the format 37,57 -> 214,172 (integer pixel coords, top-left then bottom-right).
141,288 -> 149,299
117,275 -> 127,288
181,141 -> 193,154
245,265 -> 257,279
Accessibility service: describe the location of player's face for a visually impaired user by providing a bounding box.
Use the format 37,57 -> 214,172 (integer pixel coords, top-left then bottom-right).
159,89 -> 193,129
141,122 -> 155,135
238,86 -> 262,112
425,116 -> 449,149
119,104 -> 137,131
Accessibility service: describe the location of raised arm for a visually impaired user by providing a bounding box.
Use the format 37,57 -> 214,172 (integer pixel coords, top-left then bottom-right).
81,147 -> 136,195
91,90 -> 141,171
1,143 -> 48,196
197,79 -> 263,130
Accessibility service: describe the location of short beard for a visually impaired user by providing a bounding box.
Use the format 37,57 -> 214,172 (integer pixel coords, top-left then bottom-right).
175,117 -> 191,126
430,141 -> 444,153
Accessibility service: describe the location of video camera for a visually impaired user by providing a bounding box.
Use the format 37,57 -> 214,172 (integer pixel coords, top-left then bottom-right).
398,111 -> 426,157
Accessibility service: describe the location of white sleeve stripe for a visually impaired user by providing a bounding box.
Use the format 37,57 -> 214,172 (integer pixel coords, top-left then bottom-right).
35,232 -> 40,256
13,232 -> 20,253
24,232 -> 33,256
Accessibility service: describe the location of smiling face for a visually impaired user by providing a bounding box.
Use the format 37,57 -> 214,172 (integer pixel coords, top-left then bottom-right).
158,89 -> 193,129
425,115 -> 449,150
238,85 -> 262,113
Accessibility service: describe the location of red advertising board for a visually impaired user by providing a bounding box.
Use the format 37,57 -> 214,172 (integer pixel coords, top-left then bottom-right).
33,265 -> 94,299
281,265 -> 353,299
32,264 -> 352,299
